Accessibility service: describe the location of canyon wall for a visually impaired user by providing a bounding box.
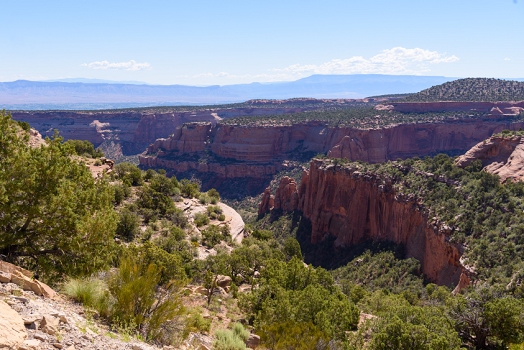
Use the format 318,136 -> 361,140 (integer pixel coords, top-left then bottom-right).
140,118 -> 524,184
261,161 -> 466,288
9,104 -> 324,156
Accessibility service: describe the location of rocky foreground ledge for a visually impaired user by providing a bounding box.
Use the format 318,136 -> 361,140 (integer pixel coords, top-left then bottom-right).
0,260 -> 220,350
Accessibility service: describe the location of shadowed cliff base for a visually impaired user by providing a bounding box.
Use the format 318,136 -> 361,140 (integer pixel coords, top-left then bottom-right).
265,209 -> 420,274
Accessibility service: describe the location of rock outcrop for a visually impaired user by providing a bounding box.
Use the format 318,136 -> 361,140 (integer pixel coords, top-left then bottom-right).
140,118 -> 524,195
10,99 -> 357,157
258,188 -> 274,217
455,135 -> 524,182
0,300 -> 27,349
0,261 -> 57,299
261,160 -> 466,288
273,177 -> 299,213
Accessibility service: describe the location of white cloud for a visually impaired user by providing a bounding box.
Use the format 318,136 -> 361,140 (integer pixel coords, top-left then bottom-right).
504,58 -> 511,61
81,60 -> 151,71
275,47 -> 459,76
189,47 -> 459,84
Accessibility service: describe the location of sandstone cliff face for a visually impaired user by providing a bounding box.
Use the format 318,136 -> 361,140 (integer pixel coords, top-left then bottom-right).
262,160 -> 465,287
141,118 -> 524,179
9,104 -> 323,156
455,135 -> 524,182
258,188 -> 275,217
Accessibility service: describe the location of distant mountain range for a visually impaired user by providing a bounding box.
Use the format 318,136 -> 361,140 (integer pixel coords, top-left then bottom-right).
1,74 -> 523,110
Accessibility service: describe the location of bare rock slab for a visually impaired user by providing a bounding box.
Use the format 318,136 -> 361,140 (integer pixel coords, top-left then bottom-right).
0,300 -> 27,349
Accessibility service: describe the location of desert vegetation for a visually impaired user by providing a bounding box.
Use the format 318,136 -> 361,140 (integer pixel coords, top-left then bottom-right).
221,107 -> 491,129
402,78 -> 524,102
3,109 -> 524,349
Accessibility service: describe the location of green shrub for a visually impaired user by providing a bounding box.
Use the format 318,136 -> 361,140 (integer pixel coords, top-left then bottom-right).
199,193 -> 210,205
218,214 -> 226,221
113,183 -> 131,205
108,254 -> 185,342
144,169 -> 157,181
16,120 -> 31,132
64,139 -> 104,158
0,112 -> 117,281
259,321 -> 327,350
207,205 -> 223,216
232,323 -> 249,342
251,229 -> 273,240
115,209 -> 141,242
170,208 -> 188,228
180,179 -> 200,198
207,188 -> 220,201
214,327 -> 248,350
184,310 -> 211,337
113,162 -> 143,186
194,212 -> 210,227
150,174 -> 177,195
201,225 -> 223,248
137,186 -> 175,217
63,278 -> 109,315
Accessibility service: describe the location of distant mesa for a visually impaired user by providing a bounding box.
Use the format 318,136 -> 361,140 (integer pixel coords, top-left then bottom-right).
402,78 -> 524,102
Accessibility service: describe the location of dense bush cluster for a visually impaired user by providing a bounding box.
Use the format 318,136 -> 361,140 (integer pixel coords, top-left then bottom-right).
221,107 -> 489,129
64,139 -> 104,158
402,78 -> 524,102
0,112 -> 117,281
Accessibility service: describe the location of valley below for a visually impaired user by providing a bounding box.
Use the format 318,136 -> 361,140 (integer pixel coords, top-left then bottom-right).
4,78 -> 524,349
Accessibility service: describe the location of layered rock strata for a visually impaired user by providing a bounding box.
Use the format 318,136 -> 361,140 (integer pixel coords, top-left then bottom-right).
9,103 -> 328,156
260,160 -> 466,288
140,118 -> 524,184
455,135 -> 524,182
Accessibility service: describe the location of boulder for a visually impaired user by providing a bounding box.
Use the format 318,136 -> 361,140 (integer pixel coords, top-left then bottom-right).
246,333 -> 261,349
0,271 -> 11,283
0,261 -> 57,298
18,339 -> 41,350
40,315 -> 60,335
216,275 -> 232,289
0,300 -> 27,349
0,261 -> 32,278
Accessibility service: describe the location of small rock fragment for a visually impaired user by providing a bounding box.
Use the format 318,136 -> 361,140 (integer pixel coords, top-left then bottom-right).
19,339 -> 41,349
0,271 -> 11,283
40,315 -> 60,335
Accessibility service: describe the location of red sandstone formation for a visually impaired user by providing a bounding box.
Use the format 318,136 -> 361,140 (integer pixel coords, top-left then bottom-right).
262,160 -> 467,288
10,103 -> 328,156
258,188 -> 274,217
455,135 -> 524,182
273,177 -> 299,212
140,119 -> 524,180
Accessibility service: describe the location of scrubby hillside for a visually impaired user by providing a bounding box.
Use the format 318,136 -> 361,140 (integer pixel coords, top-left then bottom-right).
403,78 -> 524,102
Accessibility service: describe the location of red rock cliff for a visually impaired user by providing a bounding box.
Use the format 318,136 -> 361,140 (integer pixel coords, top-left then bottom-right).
455,134 -> 524,182
140,118 -> 524,179
263,160 -> 466,287
9,102 -> 326,156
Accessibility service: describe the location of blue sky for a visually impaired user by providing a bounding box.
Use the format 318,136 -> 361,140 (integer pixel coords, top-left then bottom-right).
1,0 -> 523,85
